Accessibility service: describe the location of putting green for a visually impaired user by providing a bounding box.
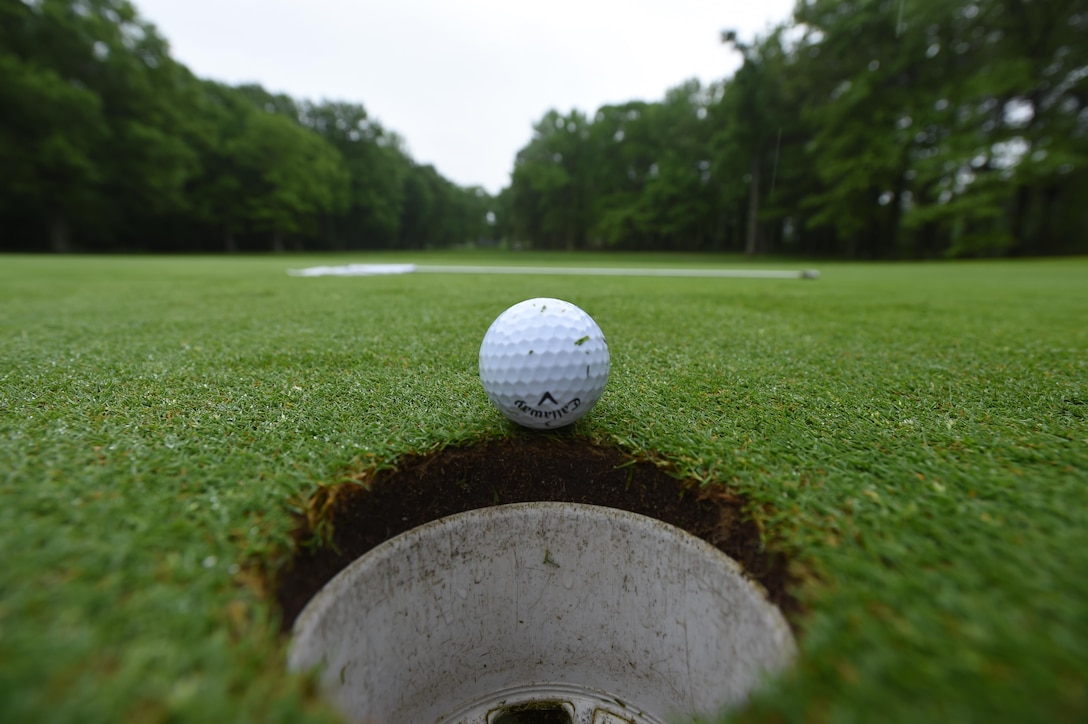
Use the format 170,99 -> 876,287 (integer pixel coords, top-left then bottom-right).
0,253 -> 1085,722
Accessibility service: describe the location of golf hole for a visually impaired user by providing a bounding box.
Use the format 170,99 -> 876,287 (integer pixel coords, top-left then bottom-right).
278,438 -> 799,723
490,700 -> 574,724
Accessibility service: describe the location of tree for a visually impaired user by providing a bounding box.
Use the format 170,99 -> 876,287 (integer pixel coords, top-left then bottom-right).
302,101 -> 409,248
510,110 -> 594,249
231,110 -> 347,251
180,81 -> 251,252
717,33 -> 784,255
790,0 -> 1088,257
5,0 -> 1084,256
0,0 -> 480,253
589,83 -> 720,251
0,51 -> 107,251
0,0 -> 198,251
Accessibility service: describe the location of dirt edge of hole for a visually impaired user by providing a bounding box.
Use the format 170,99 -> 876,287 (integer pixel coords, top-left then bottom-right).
273,436 -> 803,633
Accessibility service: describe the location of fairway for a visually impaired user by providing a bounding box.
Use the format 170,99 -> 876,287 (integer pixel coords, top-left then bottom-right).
1,253 -> 1086,722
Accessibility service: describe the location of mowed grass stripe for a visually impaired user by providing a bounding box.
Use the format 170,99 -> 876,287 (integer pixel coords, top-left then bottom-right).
1,254 -> 1086,722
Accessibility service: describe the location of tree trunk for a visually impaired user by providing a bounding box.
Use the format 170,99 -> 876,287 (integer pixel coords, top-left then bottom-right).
224,226 -> 237,253
48,211 -> 70,253
1037,185 -> 1060,254
1009,184 -> 1032,255
272,228 -> 285,253
745,154 -> 761,256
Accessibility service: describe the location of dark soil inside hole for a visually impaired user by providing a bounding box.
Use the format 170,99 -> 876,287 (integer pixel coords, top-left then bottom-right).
275,436 -> 800,632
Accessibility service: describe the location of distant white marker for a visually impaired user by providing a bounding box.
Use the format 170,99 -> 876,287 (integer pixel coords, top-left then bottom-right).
288,263 -> 819,279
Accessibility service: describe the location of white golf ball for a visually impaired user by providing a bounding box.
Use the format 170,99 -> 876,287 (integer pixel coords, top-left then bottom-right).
479,298 -> 610,429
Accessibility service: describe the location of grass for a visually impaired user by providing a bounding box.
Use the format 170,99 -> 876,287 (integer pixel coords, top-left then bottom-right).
1,252 -> 1086,723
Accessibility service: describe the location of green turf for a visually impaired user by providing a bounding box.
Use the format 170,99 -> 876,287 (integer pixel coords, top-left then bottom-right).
1,253 -> 1085,722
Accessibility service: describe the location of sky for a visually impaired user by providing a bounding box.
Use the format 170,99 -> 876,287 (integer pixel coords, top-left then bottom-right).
134,0 -> 797,194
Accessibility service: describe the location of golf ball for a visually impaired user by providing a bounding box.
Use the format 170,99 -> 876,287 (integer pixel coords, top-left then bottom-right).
479,298 -> 610,429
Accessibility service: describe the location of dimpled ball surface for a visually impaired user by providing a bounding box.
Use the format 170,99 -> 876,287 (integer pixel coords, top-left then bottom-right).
479,298 -> 610,429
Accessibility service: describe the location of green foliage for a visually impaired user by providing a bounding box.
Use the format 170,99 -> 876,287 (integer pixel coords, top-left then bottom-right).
510,90 -> 722,251
0,0 -> 184,250
0,0 -> 490,252
301,101 -> 406,248
790,0 -> 1088,257
230,111 -> 347,249
510,109 -> 588,249
2,0 -> 1086,256
0,51 -> 107,229
503,0 -> 1088,257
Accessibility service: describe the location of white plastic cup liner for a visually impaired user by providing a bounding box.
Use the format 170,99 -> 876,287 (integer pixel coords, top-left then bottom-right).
288,503 -> 795,724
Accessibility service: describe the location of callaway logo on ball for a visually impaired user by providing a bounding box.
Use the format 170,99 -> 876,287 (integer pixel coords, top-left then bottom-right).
479,298 -> 609,429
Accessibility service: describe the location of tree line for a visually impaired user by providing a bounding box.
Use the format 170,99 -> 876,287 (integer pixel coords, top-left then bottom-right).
0,0 -> 492,253
2,0 -> 1086,257
504,0 -> 1088,257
